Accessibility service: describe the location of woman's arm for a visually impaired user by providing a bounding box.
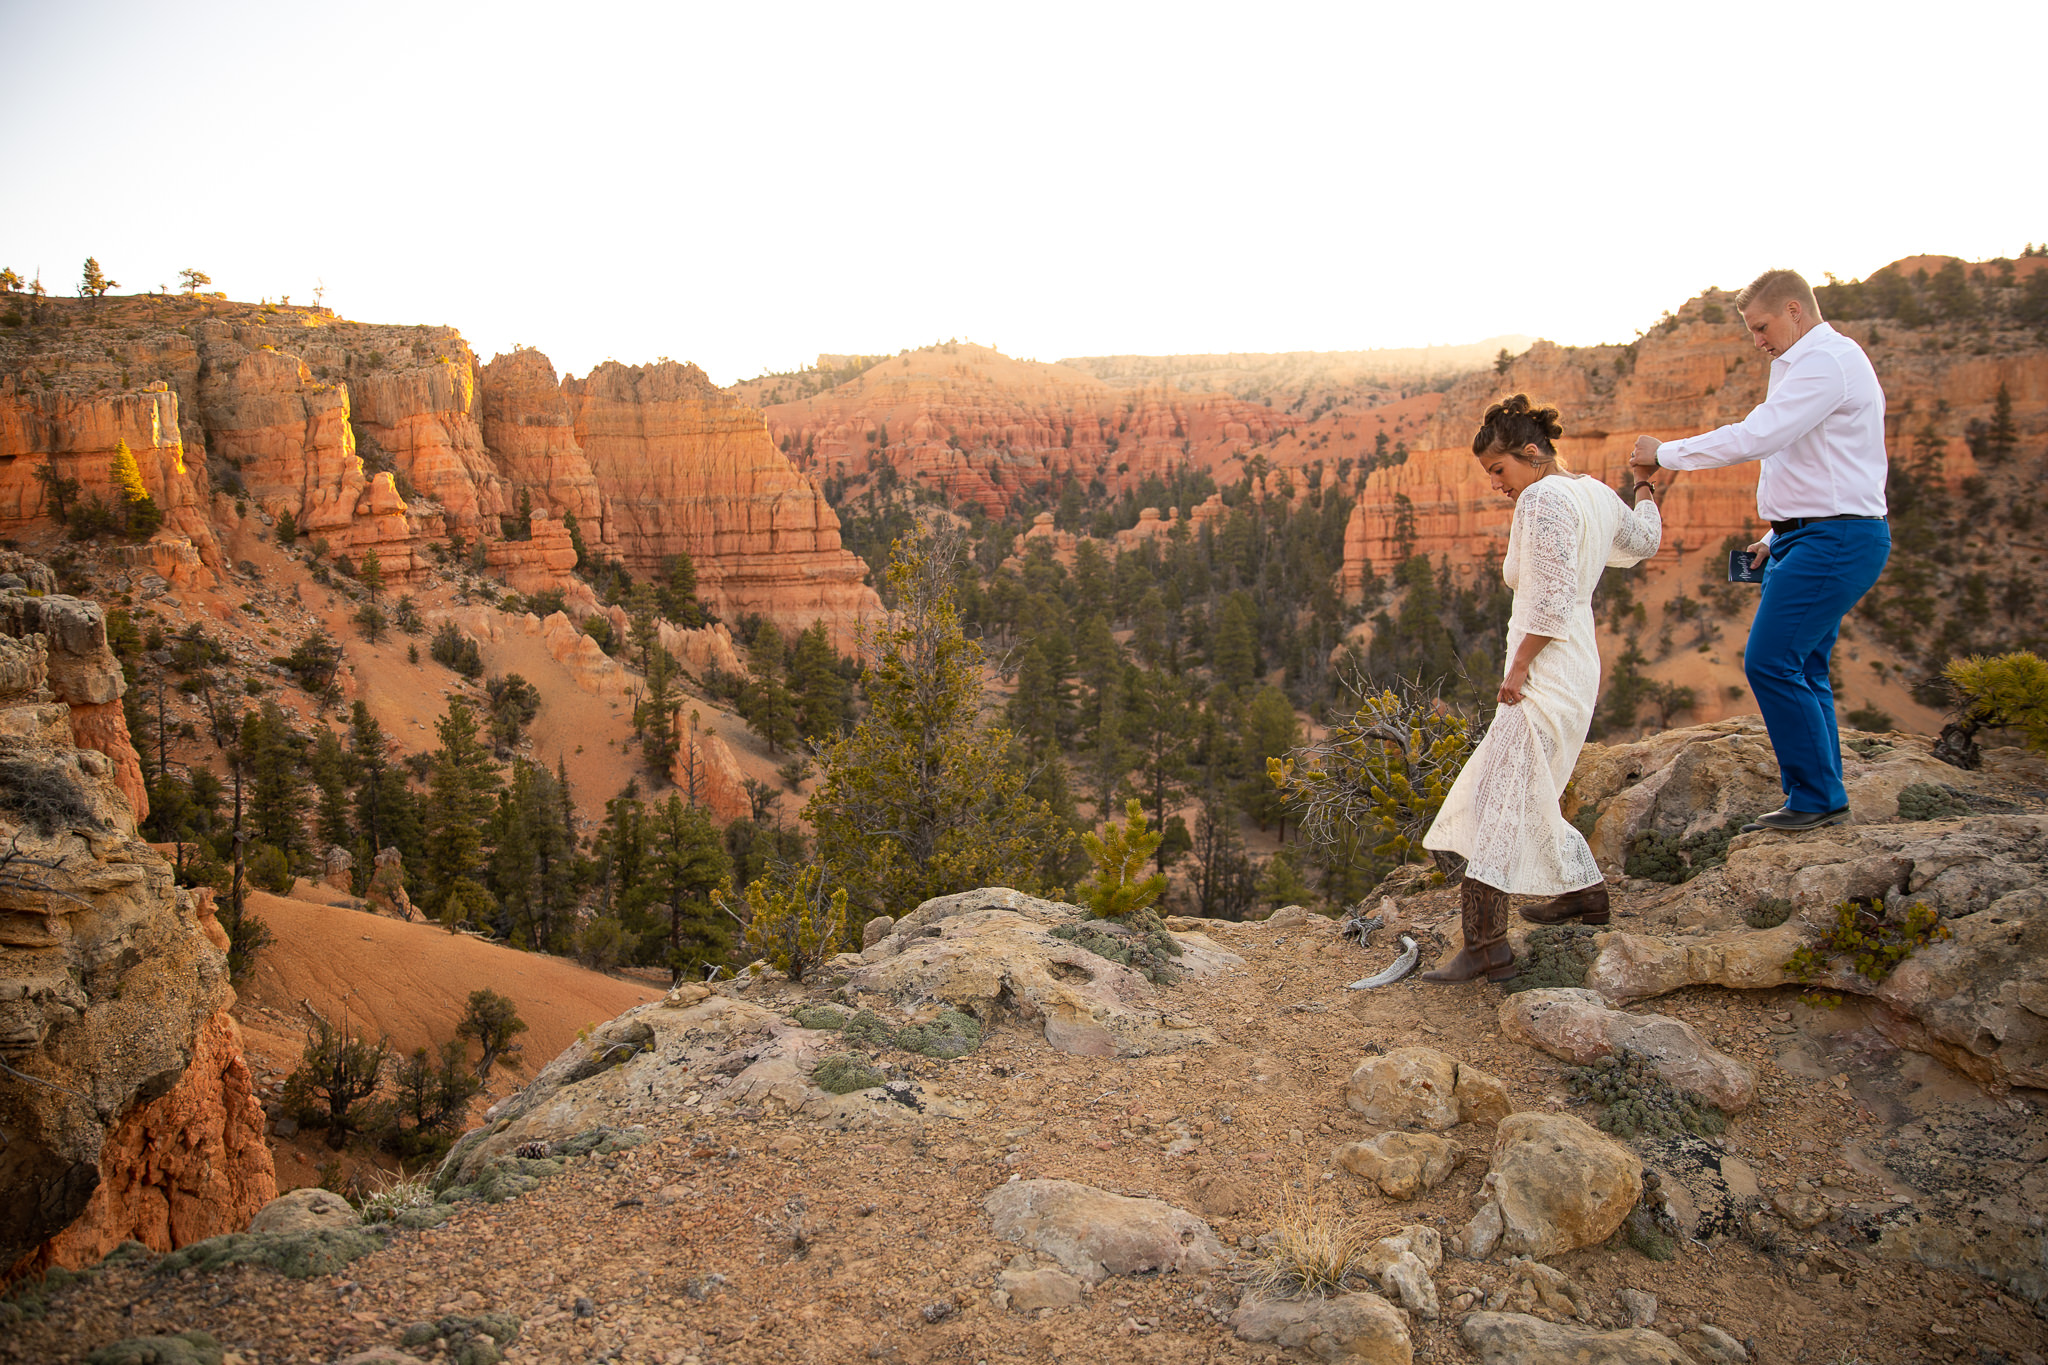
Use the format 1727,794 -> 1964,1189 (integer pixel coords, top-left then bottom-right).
1499,631 -> 1557,705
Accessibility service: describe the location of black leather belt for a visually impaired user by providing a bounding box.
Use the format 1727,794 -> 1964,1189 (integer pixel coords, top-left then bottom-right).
1769,514 -> 1884,535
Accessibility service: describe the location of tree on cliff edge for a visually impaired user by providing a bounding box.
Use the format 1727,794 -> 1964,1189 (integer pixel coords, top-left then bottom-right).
78,257 -> 116,299
177,267 -> 211,295
108,441 -> 163,539
804,523 -> 1074,928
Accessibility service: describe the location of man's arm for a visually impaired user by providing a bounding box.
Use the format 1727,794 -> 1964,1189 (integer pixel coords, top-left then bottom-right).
1657,352 -> 1847,470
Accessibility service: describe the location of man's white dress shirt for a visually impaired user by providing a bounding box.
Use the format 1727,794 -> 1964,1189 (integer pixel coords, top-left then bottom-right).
1655,321 -> 1888,537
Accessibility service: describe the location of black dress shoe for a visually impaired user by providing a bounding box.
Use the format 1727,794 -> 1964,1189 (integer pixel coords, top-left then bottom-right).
1741,806 -> 1851,834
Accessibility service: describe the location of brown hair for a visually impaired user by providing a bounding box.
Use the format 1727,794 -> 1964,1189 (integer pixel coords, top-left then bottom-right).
1735,267 -> 1820,318
1472,393 -> 1568,470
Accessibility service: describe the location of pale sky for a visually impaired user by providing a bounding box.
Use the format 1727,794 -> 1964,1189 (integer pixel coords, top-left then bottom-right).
2,1 -> 2039,386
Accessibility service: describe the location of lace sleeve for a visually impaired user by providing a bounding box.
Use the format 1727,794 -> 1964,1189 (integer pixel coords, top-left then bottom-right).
1509,486 -> 1580,639
1608,497 -> 1662,567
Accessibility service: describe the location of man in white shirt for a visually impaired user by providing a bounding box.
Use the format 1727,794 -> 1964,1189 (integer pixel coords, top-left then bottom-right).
1629,268 -> 1891,832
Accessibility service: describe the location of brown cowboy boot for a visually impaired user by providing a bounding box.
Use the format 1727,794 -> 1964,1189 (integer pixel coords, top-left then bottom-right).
1421,879 -> 1518,983
1517,882 -> 1611,926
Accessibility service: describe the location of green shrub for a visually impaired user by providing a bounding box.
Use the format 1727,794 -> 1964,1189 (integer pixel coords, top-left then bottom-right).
1050,909 -> 1183,984
1500,924 -> 1602,994
1077,798 -> 1166,920
1786,898 -> 1949,986
813,1053 -> 886,1094
85,1330 -> 223,1365
838,1008 -> 896,1048
1565,1049 -> 1726,1140
790,1004 -> 850,1031
1897,782 -> 1969,821
1944,650 -> 2048,752
896,1010 -> 982,1059
246,843 -> 294,893
152,1228 -> 384,1280
1744,897 -> 1794,929
1624,815 -> 1749,884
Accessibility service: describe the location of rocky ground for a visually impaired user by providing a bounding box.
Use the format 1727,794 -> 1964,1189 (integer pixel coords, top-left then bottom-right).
9,828 -> 2048,1365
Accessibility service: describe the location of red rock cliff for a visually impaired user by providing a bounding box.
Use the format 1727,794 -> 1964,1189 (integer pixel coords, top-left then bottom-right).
563,360 -> 880,650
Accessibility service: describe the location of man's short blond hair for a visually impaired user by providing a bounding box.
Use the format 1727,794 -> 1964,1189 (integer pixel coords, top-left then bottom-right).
1736,268 -> 1820,318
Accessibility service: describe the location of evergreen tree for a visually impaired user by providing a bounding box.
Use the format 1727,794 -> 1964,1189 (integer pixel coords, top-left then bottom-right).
1124,666 -> 1193,856
1212,593 -> 1259,692
108,440 -> 163,539
635,645 -> 681,776
641,795 -> 732,980
807,525 -> 1076,926
359,547 -> 384,604
1238,683 -> 1300,835
177,267 -> 211,294
787,623 -> 850,739
740,623 -> 799,753
489,759 -> 579,951
310,728 -> 355,853
1005,643 -> 1061,758
242,701 -> 308,863
79,256 -> 117,298
423,699 -> 502,916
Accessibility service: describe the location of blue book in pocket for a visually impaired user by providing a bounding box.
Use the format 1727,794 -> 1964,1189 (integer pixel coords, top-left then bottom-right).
1728,548 -> 1766,584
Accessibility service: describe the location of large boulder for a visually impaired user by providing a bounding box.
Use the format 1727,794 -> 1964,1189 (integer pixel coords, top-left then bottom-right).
1463,1113 -> 1642,1260
1498,988 -> 1756,1111
247,1187 -> 357,1235
1344,1047 -> 1510,1130
846,888 -> 1242,1057
982,1179 -> 1226,1284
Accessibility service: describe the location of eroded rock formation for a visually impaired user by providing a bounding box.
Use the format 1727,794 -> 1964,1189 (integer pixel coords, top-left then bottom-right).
0,565 -> 274,1276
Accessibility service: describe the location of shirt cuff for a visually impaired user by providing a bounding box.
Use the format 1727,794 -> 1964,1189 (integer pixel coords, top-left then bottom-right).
1656,441 -> 1683,468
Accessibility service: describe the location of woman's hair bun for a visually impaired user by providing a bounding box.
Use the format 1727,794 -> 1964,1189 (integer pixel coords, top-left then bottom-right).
1472,393 -> 1564,456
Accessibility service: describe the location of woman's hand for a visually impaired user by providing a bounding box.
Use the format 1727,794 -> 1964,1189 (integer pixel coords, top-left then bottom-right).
1498,666 -> 1529,705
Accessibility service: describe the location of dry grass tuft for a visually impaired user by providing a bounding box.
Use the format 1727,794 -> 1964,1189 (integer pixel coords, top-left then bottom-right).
1238,1195 -> 1375,1299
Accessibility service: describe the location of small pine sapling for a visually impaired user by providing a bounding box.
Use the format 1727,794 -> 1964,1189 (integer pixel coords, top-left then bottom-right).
720,864 -> 849,982
1078,798 -> 1167,920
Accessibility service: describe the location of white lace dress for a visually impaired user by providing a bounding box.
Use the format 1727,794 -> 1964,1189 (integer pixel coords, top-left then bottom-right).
1423,475 -> 1662,895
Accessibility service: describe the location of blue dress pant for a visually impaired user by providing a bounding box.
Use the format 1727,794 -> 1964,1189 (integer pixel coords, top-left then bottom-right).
1744,519 -> 1891,813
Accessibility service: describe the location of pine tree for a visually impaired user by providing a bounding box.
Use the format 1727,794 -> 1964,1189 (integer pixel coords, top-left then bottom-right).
108,440 -> 163,539
787,623 -> 849,739
636,645 -> 681,776
807,524 -> 1075,926
423,699 -> 502,917
1125,666 -> 1193,857
177,267 -> 211,294
310,728 -> 356,853
79,256 -> 117,298
1238,684 -> 1300,835
359,547 -> 384,604
242,701 -> 309,863
489,759 -> 580,951
740,624 -> 799,753
641,795 -> 732,980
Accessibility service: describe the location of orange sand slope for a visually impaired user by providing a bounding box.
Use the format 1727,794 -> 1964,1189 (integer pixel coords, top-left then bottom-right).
234,890 -> 657,1076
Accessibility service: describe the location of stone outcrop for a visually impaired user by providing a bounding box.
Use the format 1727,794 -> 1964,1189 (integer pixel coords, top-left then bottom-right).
1230,1292 -> 1413,1364
669,713 -> 751,825
1460,1313 -> 1693,1365
1462,1113 -> 1642,1261
365,847 -> 422,923
845,887 -> 1242,1057
1343,1047 -> 1510,1130
1333,1130 -> 1459,1199
563,360 -> 880,650
0,585 -> 146,820
0,564 -> 274,1276
1498,988 -> 1757,1111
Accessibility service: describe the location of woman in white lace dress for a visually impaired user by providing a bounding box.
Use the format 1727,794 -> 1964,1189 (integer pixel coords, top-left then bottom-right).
1419,395 -> 1663,983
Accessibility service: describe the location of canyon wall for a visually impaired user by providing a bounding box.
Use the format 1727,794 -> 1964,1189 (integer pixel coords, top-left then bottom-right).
0,564 -> 274,1279
563,360 -> 880,650
756,343 -> 1290,517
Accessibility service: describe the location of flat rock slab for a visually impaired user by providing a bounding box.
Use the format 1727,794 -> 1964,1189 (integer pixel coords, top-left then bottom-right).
1333,1131 -> 1457,1199
1461,1311 -> 1693,1364
982,1178 -> 1225,1285
1464,1113 -> 1642,1261
994,1266 -> 1084,1311
849,888 -> 1242,1057
1230,1292 -> 1412,1364
1498,987 -> 1756,1111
